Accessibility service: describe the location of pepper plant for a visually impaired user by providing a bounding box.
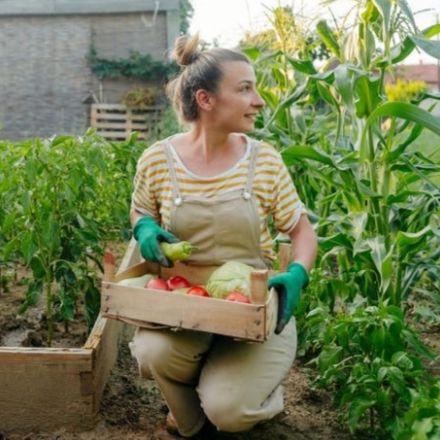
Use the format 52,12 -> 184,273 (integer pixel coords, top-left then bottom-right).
1,131 -> 146,345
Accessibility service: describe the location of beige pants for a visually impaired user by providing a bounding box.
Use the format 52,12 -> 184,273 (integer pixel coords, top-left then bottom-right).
129,320 -> 297,437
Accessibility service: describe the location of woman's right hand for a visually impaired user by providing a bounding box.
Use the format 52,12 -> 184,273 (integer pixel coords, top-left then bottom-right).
133,216 -> 179,267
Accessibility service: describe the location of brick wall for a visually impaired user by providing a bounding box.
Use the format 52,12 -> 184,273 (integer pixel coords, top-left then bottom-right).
0,11 -> 170,140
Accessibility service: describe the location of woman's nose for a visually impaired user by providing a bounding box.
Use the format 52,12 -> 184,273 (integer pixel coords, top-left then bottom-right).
253,92 -> 265,108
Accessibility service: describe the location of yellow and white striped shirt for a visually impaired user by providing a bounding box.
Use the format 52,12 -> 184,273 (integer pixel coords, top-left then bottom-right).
131,136 -> 306,263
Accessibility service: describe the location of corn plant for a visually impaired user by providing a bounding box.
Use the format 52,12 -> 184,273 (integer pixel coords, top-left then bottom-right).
250,1 -> 440,313
247,0 -> 440,435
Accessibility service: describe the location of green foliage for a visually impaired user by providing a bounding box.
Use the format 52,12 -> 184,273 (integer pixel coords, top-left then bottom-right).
0,131 -> 147,344
248,0 -> 440,436
121,86 -> 159,108
0,104 -> 182,343
87,46 -> 178,80
394,380 -> 440,439
307,300 -> 433,435
179,0 -> 194,34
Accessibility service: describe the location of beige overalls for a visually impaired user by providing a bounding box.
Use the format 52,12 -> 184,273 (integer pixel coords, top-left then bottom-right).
129,139 -> 297,437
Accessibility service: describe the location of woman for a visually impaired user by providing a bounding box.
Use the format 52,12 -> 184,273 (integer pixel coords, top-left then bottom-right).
129,35 -> 318,439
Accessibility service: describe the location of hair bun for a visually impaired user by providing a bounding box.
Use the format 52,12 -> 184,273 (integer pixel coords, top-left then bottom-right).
173,34 -> 201,66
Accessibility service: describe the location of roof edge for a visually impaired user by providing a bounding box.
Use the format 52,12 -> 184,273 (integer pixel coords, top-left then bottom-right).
0,0 -> 180,16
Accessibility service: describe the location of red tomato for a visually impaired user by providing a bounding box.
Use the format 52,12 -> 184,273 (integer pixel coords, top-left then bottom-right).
166,275 -> 192,291
224,291 -> 251,303
187,286 -> 210,297
146,277 -> 170,291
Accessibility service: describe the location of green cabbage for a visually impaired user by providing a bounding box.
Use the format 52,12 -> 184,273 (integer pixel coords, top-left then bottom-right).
206,261 -> 253,299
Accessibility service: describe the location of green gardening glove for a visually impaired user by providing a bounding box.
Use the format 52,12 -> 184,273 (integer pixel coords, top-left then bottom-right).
268,262 -> 309,334
133,216 -> 179,267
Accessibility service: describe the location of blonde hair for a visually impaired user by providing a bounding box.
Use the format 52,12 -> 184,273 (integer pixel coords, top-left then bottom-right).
166,34 -> 250,122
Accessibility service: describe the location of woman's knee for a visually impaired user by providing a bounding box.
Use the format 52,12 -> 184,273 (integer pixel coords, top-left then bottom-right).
129,330 -> 171,378
198,384 -> 254,433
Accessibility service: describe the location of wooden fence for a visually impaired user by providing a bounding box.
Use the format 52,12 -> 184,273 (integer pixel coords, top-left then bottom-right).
90,104 -> 163,141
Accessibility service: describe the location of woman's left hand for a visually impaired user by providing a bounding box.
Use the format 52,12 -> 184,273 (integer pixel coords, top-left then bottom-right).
268,262 -> 309,334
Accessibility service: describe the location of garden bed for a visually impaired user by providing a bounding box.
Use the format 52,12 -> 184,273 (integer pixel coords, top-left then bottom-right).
0,244 -> 131,433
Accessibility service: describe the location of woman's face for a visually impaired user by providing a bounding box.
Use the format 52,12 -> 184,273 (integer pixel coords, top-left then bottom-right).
206,61 -> 265,133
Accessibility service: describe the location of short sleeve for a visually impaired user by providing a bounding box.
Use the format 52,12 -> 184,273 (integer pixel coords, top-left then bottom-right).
271,157 -> 307,233
130,147 -> 160,221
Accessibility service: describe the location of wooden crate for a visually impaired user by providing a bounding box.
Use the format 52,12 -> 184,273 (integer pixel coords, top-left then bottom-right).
0,247 -> 141,433
90,103 -> 163,141
101,241 -> 290,342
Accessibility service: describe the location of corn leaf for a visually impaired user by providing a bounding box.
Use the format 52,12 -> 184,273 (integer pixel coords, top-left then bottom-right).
281,145 -> 337,167
409,35 -> 440,60
264,84 -> 307,127
387,123 -> 424,162
378,24 -> 440,65
335,65 -> 354,109
316,82 -> 338,107
365,236 -> 393,293
360,102 -> 440,161
355,75 -> 382,118
288,58 -> 317,75
372,0 -> 391,34
396,225 -> 433,249
397,0 -> 418,33
242,47 -> 262,62
317,20 -> 341,59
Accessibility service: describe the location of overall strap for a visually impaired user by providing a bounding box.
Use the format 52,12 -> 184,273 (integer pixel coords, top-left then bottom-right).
243,141 -> 260,199
163,141 -> 183,206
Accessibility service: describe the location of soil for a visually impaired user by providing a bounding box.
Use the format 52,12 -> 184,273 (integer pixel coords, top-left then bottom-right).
0,251 -> 354,440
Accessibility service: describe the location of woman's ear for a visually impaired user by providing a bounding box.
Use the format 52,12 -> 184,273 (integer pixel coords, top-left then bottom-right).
195,89 -> 215,112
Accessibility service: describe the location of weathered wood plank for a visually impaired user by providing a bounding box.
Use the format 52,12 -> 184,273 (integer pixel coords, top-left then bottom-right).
0,346 -> 92,366
0,361 -> 95,432
92,103 -> 162,111
265,288 -> 279,338
86,316 -> 121,413
93,122 -> 149,130
117,238 -> 142,275
96,130 -> 146,139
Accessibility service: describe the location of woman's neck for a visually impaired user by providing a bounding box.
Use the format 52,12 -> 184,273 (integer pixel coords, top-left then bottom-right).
187,126 -> 235,164
169,128 -> 247,177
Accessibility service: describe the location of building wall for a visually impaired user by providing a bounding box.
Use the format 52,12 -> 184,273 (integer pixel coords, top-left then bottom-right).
0,11 -> 170,140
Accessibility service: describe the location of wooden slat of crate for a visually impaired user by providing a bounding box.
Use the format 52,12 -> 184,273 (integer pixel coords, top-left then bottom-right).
94,113 -> 157,122
94,121 -> 149,130
102,283 -> 273,341
91,103 -> 155,111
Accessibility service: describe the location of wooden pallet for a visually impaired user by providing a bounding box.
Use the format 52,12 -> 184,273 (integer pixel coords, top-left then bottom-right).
90,103 -> 163,141
0,248 -> 140,433
101,241 -> 290,342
